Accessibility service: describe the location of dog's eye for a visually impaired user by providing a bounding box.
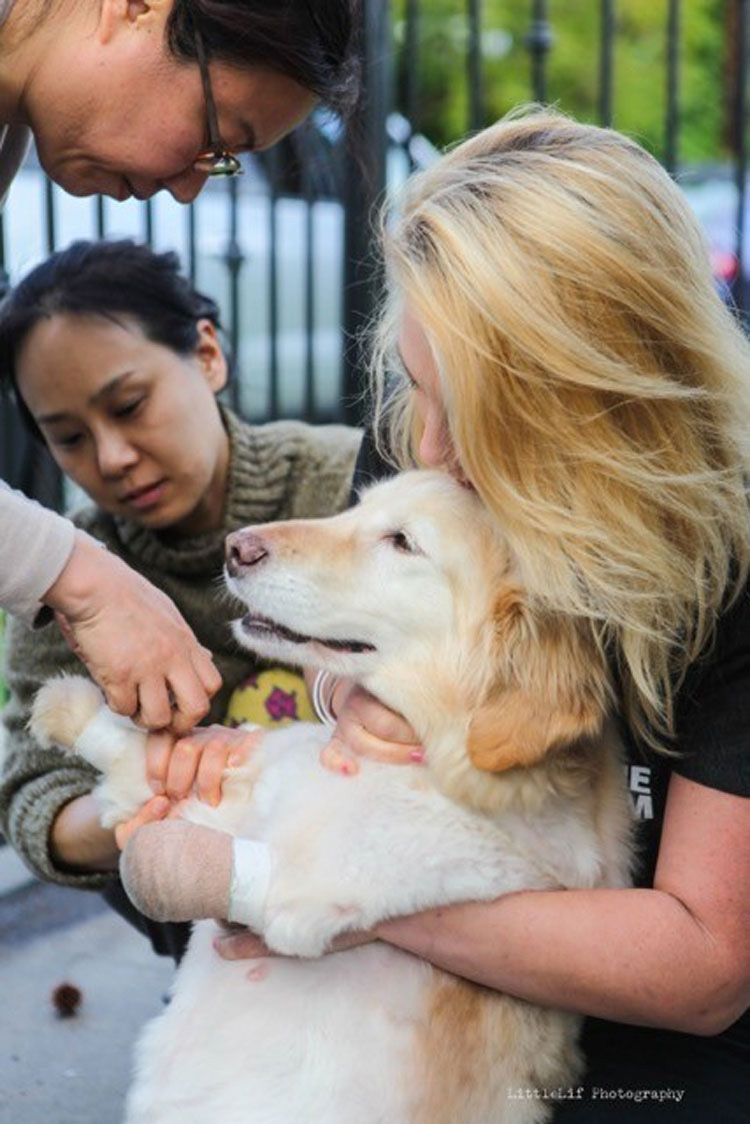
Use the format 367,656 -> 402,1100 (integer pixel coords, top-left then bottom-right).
386,530 -> 418,554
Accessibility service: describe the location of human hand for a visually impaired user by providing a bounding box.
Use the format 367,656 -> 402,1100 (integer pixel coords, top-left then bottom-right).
145,724 -> 262,806
45,531 -> 222,734
114,794 -> 172,851
319,679 -> 423,776
212,923 -> 376,960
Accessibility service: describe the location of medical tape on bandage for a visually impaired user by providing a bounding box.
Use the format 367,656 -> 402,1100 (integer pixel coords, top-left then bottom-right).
74,708 -> 142,772
228,839 -> 272,930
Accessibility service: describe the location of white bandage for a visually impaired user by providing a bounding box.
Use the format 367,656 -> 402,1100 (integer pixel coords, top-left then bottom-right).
74,708 -> 143,773
228,838 -> 272,930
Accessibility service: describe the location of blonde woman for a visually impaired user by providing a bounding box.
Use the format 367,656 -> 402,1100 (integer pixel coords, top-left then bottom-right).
120,110 -> 749,1118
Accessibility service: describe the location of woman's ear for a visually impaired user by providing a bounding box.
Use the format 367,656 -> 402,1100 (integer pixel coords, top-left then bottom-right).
466,589 -> 609,773
194,320 -> 228,394
99,0 -> 174,45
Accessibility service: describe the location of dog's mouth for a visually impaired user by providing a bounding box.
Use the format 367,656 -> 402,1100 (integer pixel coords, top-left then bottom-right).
239,613 -> 376,654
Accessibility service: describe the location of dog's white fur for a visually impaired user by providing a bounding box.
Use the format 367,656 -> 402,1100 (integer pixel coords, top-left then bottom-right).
30,470 -> 633,1124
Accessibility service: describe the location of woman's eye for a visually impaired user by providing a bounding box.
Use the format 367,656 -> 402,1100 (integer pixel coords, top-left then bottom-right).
54,433 -> 83,450
114,397 -> 144,419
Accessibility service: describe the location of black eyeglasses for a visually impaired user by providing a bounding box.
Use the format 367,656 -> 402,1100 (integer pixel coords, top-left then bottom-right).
193,28 -> 243,178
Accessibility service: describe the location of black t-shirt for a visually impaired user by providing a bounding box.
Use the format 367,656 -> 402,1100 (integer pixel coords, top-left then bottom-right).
352,431 -> 749,1118
623,579 -> 750,888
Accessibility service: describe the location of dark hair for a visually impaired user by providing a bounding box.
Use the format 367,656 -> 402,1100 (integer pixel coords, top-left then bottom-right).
167,1 -> 360,117
0,238 -> 222,441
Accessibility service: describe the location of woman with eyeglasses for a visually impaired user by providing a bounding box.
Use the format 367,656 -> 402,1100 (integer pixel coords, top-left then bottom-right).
0,0 -> 357,732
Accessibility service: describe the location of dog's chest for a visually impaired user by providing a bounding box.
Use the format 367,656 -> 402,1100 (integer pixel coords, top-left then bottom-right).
130,923 -> 433,1124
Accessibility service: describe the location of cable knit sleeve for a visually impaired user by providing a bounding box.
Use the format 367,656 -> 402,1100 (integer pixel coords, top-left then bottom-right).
0,593 -> 112,890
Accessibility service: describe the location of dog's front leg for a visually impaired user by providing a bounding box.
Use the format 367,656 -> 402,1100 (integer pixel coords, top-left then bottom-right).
30,674 -> 153,826
248,775 -> 550,959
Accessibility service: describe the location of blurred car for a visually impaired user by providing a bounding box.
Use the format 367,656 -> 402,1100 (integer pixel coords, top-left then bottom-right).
678,167 -> 750,308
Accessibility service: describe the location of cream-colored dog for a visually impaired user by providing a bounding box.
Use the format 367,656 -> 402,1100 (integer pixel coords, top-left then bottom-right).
31,470 -> 633,1124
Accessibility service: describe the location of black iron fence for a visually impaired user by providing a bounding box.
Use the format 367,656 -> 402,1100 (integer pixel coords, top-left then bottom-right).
2,0 -> 749,508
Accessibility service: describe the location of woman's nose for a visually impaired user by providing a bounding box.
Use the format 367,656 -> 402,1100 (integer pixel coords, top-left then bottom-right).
95,430 -> 139,477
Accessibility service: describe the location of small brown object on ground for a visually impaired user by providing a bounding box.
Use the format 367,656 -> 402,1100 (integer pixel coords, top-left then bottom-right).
51,981 -> 82,1018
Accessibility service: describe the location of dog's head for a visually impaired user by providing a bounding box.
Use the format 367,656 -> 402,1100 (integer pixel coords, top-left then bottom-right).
225,470 -> 611,787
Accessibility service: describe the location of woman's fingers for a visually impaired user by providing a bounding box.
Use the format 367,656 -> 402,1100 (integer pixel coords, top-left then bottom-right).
114,795 -> 170,851
164,734 -> 204,801
320,736 -> 360,776
145,730 -> 178,795
212,925 -> 375,960
193,728 -> 262,806
213,928 -> 271,960
165,650 -> 223,737
319,683 -> 424,772
134,677 -> 173,733
146,724 -> 263,804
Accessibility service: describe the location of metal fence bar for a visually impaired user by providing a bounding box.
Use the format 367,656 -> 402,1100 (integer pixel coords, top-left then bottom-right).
735,0 -> 749,318
664,0 -> 681,174
405,0 -> 420,136
96,196 -> 105,240
226,176 -> 243,413
466,0 -> 483,130
268,148 -> 280,418
303,161 -> 315,421
599,0 -> 615,125
341,0 -> 390,427
526,0 -> 554,104
187,201 -> 197,283
144,198 -> 154,246
44,177 -> 55,254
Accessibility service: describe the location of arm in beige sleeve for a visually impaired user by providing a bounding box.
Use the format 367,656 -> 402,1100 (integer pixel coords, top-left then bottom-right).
0,483 -> 76,624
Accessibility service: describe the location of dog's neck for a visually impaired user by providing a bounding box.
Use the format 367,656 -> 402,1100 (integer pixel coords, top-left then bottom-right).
356,662 -> 594,820
356,662 -> 507,817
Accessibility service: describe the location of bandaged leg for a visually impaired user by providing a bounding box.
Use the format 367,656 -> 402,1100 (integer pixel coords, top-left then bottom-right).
120,820 -> 271,927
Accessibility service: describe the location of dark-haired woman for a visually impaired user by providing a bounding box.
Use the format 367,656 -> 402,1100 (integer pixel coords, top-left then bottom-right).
0,0 -> 358,731
0,238 -> 360,959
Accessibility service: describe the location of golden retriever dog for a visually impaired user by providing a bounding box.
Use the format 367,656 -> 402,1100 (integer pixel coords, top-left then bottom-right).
30,469 -> 633,1124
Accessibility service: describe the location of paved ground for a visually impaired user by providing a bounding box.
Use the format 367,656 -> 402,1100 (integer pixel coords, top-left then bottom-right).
0,874 -> 173,1124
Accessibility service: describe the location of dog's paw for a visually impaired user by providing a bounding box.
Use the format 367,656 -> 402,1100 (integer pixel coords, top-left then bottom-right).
263,902 -> 364,959
263,916 -> 328,959
30,676 -> 104,750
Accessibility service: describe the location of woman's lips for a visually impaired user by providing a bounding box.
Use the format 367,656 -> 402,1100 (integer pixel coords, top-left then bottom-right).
122,481 -> 167,511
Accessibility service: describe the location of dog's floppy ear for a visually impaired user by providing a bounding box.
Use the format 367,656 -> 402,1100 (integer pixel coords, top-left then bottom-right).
467,586 -> 608,773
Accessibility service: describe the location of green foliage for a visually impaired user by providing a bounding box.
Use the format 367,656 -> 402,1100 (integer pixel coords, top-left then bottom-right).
393,0 -> 729,163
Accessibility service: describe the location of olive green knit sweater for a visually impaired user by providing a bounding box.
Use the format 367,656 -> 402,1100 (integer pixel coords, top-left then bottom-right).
0,408 -> 360,890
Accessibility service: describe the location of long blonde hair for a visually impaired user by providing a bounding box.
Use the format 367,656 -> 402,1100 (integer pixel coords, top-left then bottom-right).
371,107 -> 750,747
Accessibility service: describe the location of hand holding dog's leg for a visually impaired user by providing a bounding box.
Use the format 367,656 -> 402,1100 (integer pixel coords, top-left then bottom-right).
114,795 -> 171,851
145,725 -> 262,806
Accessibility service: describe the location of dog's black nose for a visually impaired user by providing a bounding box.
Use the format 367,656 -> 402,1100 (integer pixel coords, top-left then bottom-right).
225,530 -> 269,575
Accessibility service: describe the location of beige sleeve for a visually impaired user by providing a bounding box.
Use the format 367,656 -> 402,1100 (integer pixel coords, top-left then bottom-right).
0,482 -> 76,624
